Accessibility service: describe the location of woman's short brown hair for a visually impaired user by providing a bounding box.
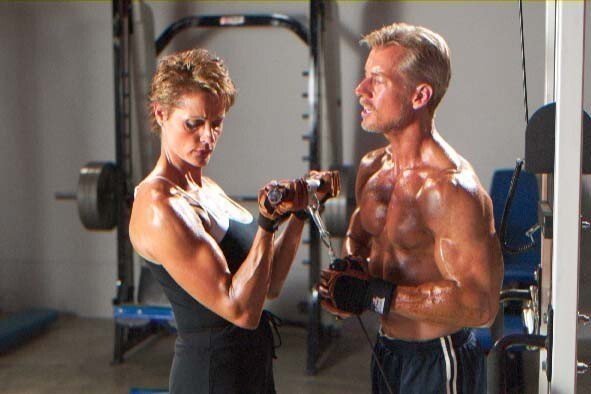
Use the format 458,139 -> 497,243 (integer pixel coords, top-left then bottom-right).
148,48 -> 237,133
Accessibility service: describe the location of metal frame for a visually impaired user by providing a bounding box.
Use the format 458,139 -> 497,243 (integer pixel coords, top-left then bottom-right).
112,0 -> 135,308
549,1 -> 586,392
111,0 -> 147,364
306,0 -> 323,375
535,0 -> 587,392
537,1 -> 556,391
486,2 -> 587,391
155,14 -> 309,53
305,0 -> 344,374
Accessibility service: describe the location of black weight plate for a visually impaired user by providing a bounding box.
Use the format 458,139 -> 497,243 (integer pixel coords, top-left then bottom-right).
78,161 -> 121,230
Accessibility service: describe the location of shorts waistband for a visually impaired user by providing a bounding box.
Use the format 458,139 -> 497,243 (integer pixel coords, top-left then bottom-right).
176,311 -> 275,345
378,328 -> 473,353
177,324 -> 228,336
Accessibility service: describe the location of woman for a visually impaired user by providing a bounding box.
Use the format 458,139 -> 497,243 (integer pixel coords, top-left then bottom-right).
129,49 -> 335,393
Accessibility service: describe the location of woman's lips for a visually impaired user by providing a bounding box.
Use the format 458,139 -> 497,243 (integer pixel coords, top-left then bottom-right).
193,149 -> 212,157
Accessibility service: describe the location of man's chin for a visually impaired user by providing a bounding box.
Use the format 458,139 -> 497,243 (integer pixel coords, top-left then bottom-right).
361,123 -> 383,134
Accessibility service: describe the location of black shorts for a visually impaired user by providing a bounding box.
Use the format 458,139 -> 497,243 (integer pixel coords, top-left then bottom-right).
372,329 -> 486,394
169,312 -> 277,394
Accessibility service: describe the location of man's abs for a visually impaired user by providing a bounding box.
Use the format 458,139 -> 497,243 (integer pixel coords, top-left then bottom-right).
379,312 -> 463,340
368,247 -> 463,340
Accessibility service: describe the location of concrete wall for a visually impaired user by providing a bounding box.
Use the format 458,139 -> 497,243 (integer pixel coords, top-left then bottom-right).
0,2 -> 589,327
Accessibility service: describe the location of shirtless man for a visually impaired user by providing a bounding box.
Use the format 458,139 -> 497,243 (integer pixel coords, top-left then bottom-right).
319,23 -> 503,394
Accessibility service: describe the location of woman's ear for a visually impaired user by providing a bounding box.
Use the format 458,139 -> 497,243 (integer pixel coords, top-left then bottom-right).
412,83 -> 433,110
154,102 -> 168,126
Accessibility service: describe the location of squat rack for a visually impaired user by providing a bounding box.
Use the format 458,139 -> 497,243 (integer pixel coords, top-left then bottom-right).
108,0 -> 345,374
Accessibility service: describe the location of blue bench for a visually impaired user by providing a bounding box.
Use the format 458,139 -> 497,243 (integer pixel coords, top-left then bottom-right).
0,308 -> 58,353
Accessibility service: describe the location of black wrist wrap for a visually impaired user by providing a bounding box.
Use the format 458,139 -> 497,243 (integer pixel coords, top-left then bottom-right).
293,210 -> 309,220
365,279 -> 395,315
332,276 -> 395,315
258,214 -> 279,233
332,276 -> 368,315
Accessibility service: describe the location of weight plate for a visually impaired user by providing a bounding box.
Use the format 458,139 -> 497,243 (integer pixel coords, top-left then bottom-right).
77,161 -> 122,230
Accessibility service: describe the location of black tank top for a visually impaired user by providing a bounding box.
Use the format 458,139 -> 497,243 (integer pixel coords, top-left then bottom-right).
138,176 -> 258,333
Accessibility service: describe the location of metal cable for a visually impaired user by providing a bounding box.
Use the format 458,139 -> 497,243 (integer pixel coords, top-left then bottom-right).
309,203 -> 393,393
498,2 -> 539,255
356,315 -> 394,394
499,159 -> 538,254
519,0 -> 529,125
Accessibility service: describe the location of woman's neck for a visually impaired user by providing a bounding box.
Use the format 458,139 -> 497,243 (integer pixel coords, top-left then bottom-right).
154,155 -> 203,189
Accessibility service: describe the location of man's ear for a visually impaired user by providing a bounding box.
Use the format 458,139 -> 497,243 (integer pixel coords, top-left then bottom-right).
411,83 -> 433,110
154,102 -> 168,126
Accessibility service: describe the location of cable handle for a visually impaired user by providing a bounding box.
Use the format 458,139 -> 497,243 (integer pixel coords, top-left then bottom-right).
499,159 -> 538,255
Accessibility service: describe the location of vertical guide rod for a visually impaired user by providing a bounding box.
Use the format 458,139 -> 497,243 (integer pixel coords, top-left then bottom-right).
306,0 -> 322,375
550,1 -> 586,392
538,1 -> 556,392
113,0 -> 135,304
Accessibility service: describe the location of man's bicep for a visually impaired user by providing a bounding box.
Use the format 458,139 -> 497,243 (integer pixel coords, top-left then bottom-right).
433,230 -> 501,288
345,152 -> 381,258
343,207 -> 371,258
429,189 -> 502,290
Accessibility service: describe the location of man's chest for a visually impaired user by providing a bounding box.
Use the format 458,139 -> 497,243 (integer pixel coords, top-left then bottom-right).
358,168 -> 433,248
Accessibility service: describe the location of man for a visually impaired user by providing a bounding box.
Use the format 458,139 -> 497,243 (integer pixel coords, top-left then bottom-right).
319,22 -> 503,394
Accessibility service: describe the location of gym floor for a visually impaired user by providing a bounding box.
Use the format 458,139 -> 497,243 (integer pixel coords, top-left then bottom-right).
0,313 -> 374,394
3,313 -> 591,393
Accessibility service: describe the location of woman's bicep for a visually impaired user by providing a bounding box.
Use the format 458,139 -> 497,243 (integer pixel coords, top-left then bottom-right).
135,199 -> 235,317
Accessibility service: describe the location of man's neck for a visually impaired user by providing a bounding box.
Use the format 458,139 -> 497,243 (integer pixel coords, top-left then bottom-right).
384,117 -> 435,169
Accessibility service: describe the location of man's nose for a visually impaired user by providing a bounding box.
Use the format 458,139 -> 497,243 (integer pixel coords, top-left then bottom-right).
355,78 -> 370,97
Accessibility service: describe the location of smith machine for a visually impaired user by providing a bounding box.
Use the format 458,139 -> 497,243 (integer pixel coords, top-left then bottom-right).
486,1 -> 590,393
58,0 -> 350,376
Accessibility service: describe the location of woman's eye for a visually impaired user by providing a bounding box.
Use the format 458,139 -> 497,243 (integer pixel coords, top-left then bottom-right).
185,120 -> 202,129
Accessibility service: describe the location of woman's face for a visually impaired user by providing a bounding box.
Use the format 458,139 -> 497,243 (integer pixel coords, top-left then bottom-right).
157,90 -> 226,169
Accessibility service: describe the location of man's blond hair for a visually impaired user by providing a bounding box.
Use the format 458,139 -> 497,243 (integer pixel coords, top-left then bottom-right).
361,22 -> 451,114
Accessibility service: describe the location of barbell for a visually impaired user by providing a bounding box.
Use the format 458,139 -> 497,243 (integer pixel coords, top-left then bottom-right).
58,163 -> 354,235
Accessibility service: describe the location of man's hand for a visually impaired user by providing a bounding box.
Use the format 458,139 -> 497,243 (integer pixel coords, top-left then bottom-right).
319,256 -> 370,317
328,255 -> 368,273
319,256 -> 395,316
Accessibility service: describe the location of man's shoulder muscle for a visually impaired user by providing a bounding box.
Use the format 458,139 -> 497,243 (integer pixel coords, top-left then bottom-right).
356,147 -> 387,189
419,168 -> 490,224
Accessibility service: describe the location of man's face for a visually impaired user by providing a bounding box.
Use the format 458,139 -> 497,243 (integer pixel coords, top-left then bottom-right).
355,45 -> 414,134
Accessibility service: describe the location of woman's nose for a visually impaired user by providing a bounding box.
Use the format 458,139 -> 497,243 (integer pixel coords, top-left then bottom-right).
197,126 -> 214,145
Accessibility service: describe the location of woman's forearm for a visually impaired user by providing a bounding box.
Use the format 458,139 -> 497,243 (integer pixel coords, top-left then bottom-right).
228,229 -> 275,328
267,215 -> 306,298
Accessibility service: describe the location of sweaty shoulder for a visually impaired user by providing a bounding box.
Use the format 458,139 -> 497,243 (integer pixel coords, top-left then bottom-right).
355,147 -> 388,194
359,146 -> 388,172
419,164 -> 493,232
130,179 -> 204,263
132,179 -> 180,228
135,177 -> 175,204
